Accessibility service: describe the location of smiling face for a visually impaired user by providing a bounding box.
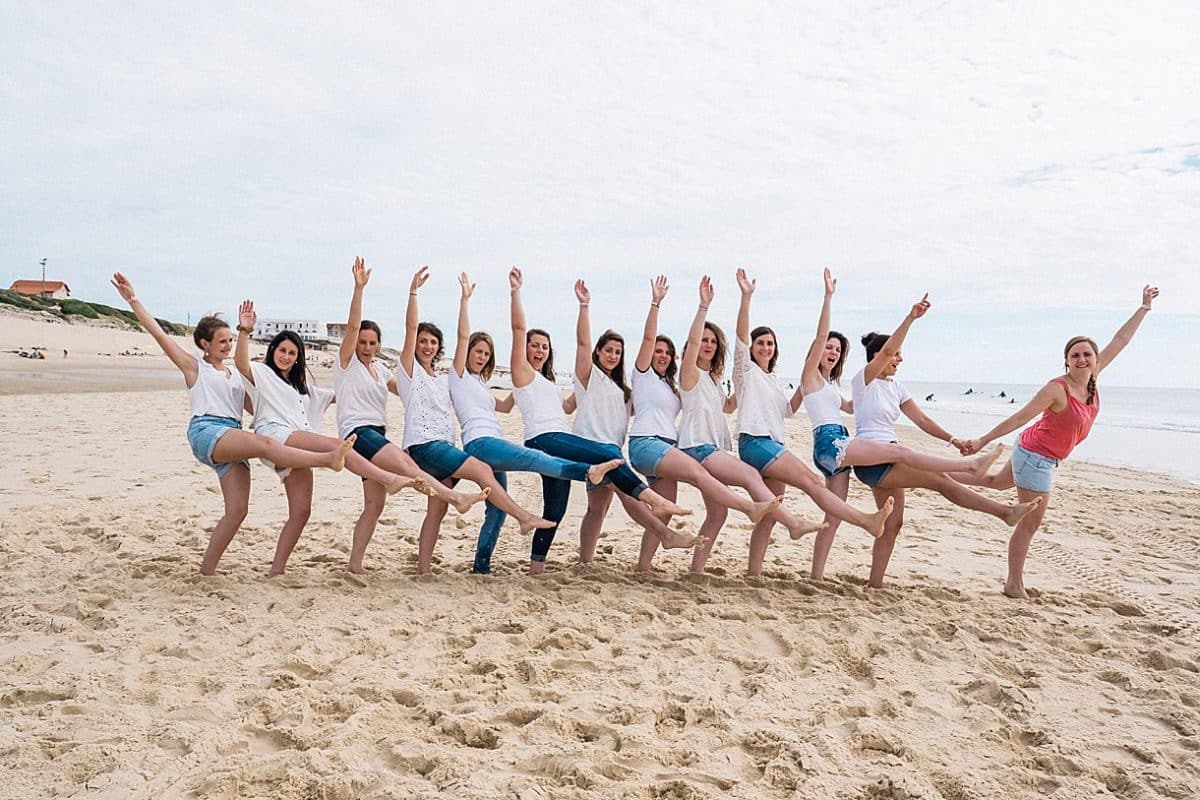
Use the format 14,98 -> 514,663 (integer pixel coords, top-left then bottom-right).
201,325 -> 234,361
416,331 -> 440,369
527,332 -> 551,372
651,339 -> 673,375
880,349 -> 903,378
1064,338 -> 1098,378
751,332 -> 775,371
597,339 -> 623,372
272,339 -> 299,373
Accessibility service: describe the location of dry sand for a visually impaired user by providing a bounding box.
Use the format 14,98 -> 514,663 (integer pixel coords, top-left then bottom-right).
2,311 -> 1199,799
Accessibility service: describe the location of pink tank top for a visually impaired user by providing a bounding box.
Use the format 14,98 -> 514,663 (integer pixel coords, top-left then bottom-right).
1018,377 -> 1099,461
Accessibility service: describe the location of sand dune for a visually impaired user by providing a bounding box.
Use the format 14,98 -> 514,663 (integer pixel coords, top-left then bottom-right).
2,313 -> 1198,798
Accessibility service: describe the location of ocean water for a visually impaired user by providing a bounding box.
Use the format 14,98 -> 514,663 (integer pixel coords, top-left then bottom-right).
897,381 -> 1200,483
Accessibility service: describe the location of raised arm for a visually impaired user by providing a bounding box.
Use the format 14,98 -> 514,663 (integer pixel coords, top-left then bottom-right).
801,268 -> 837,389
452,272 -> 475,378
509,267 -> 535,387
110,272 -> 197,385
963,382 -> 1064,452
574,279 -> 593,387
1098,285 -> 1159,372
400,266 -> 430,377
679,275 -> 713,391
339,256 -> 371,369
735,268 -> 755,345
635,275 -> 669,372
864,293 -> 930,384
234,300 -> 257,384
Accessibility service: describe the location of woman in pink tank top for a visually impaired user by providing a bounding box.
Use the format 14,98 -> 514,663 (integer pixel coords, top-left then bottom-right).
956,285 -> 1159,598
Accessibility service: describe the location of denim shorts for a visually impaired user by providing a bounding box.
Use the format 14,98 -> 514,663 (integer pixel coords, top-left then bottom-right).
629,435 -> 675,479
350,425 -> 391,461
853,462 -> 894,488
407,439 -> 471,481
1012,442 -> 1058,493
187,415 -> 246,478
680,443 -> 719,464
738,434 -> 786,473
812,424 -> 852,479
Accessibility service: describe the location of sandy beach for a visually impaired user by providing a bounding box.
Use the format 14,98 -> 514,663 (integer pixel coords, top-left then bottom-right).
2,311 -> 1198,799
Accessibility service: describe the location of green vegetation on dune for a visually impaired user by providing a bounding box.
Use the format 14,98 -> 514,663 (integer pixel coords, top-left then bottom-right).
0,289 -> 187,335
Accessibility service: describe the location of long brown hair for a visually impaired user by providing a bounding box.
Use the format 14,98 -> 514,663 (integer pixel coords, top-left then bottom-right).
528,328 -> 554,381
653,334 -> 679,397
592,329 -> 631,402
681,322 -> 727,383
1063,335 -> 1100,405
467,331 -> 496,381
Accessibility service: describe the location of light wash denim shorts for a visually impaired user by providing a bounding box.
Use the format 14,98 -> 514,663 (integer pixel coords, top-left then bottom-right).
812,424 -> 852,479
1012,441 -> 1058,493
187,415 -> 245,478
629,435 -> 675,479
737,434 -> 786,473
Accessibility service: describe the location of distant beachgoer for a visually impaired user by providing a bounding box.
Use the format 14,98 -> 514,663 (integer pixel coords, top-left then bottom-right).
999,390 -> 1007,398
111,272 -> 355,575
925,393 -> 934,402
954,285 -> 1159,598
399,266 -> 554,575
63,349 -> 68,358
798,269 -> 1010,581
233,300 -> 432,576
333,258 -> 489,574
731,268 -> 896,572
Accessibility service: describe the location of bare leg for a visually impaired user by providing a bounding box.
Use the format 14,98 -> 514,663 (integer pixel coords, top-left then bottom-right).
949,459 -> 1016,491
200,464 -> 250,575
637,488 -> 692,518
843,439 -> 1003,479
702,452 -> 825,540
371,444 -> 489,512
285,430 -> 430,495
212,429 -> 353,471
451,457 -> 554,534
764,451 -> 893,537
877,464 -> 1041,526
1005,487 -> 1051,599
810,471 -> 851,581
348,480 -> 387,574
417,495 -> 451,574
269,468 -> 313,576
618,491 -> 699,550
747,476 -> 786,577
579,486 -> 615,563
868,488 -> 905,588
637,479 -> 677,572
655,449 -> 780,523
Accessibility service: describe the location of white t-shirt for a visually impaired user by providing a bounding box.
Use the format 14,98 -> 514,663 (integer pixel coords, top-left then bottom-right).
333,356 -> 391,438
189,354 -> 245,420
513,372 -> 570,441
572,369 -> 630,446
732,337 -> 792,443
247,361 -> 334,434
678,373 -> 732,450
803,380 -> 847,429
630,366 -> 680,440
395,363 -> 457,450
851,368 -> 911,442
449,369 -> 503,446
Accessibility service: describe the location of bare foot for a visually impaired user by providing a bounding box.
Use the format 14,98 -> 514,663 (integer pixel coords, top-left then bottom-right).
517,514 -> 556,535
788,517 -> 829,541
587,459 -> 623,485
1002,581 -> 1029,599
642,491 -> 693,518
329,434 -> 356,471
407,477 -> 436,497
528,561 -> 547,575
656,527 -> 699,549
865,497 -> 895,538
452,487 -> 490,514
1003,496 -> 1042,527
267,568 -> 284,578
348,562 -> 364,575
747,496 -> 783,524
971,444 -> 1004,478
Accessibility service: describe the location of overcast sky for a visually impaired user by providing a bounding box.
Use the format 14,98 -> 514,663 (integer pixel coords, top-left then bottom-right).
3,2 -> 1197,386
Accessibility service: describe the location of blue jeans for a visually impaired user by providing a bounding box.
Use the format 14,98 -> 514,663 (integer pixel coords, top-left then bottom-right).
463,436 -> 591,482
526,432 -> 648,500
472,472 -> 507,574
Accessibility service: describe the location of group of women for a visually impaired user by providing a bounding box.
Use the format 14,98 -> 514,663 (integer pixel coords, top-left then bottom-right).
112,264 -> 1158,596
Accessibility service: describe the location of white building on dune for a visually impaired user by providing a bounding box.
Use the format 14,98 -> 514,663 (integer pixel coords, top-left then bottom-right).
251,319 -> 326,343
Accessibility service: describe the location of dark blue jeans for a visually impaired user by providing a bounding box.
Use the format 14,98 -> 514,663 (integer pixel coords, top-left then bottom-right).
472,471 -> 506,574
525,431 -> 648,500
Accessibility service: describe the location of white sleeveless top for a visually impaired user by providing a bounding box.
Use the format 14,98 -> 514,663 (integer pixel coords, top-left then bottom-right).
572,368 -> 630,446
449,369 -> 503,445
396,363 -> 457,449
333,356 -> 391,438
189,354 -> 245,420
630,366 -> 680,440
247,361 -> 334,433
732,337 -> 792,443
514,372 -> 570,441
803,380 -> 847,429
678,373 -> 732,450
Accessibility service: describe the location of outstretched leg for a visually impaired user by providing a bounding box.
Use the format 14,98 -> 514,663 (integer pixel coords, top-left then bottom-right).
763,451 -> 894,537
212,429 -> 353,471
452,457 -> 554,536
656,449 -> 780,524
286,430 -> 430,495
372,444 -> 489,513
878,464 -> 1040,527
844,438 -> 1003,479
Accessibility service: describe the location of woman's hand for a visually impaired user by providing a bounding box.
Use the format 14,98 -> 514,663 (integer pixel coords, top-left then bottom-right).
823,267 -> 837,296
736,267 -> 756,296
650,275 -> 669,304
238,300 -> 257,331
459,272 -> 475,301
409,266 -> 430,294
509,266 -> 523,292
1142,285 -> 1159,309
908,293 -> 931,320
699,275 -> 714,307
352,256 -> 371,288
575,279 -> 590,305
111,272 -> 137,303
